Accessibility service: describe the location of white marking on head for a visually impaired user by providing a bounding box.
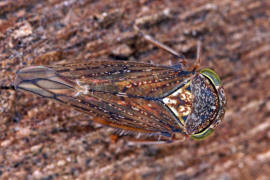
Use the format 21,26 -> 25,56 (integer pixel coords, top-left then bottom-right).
162,97 -> 177,105
170,107 -> 180,117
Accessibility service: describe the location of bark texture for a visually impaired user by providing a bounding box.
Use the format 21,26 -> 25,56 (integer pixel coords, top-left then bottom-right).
0,0 -> 270,179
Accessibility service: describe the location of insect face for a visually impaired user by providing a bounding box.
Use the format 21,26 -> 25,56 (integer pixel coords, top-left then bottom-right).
162,68 -> 226,140
189,68 -> 226,140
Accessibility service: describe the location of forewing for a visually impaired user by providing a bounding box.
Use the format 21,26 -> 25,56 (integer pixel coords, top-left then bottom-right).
49,61 -> 192,98
15,61 -> 189,136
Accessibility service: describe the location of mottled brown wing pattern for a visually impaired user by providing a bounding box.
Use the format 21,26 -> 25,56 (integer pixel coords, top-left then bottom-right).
56,91 -> 178,135
15,61 -> 193,138
50,61 -> 193,98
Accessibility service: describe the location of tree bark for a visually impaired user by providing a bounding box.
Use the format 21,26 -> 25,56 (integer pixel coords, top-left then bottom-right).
0,0 -> 270,179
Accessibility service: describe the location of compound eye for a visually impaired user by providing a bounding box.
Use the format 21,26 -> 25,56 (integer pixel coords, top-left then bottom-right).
200,68 -> 221,87
191,128 -> 214,140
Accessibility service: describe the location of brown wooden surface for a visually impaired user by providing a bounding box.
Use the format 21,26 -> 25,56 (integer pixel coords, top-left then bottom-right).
0,0 -> 270,179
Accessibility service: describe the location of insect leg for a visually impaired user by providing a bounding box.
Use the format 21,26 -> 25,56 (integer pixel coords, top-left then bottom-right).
110,134 -> 120,144
126,138 -> 169,145
188,40 -> 202,72
196,41 -> 201,66
126,134 -> 186,145
134,25 -> 187,65
124,133 -> 178,145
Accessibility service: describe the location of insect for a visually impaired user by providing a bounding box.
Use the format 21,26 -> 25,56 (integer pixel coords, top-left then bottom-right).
13,29 -> 226,143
